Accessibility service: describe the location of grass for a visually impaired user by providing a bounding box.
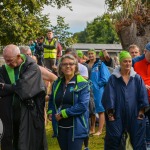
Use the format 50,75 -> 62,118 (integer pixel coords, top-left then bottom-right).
46,122 -> 105,150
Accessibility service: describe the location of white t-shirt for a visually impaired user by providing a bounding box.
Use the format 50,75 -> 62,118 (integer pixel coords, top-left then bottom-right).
78,63 -> 88,78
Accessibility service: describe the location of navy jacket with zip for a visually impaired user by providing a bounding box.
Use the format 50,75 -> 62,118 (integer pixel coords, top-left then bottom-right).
48,74 -> 90,140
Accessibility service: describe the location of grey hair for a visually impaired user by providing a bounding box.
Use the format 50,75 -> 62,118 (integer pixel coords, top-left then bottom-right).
19,46 -> 31,54
58,54 -> 79,77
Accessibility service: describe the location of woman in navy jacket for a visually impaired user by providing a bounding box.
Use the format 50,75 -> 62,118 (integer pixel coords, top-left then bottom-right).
102,51 -> 149,150
47,54 -> 90,150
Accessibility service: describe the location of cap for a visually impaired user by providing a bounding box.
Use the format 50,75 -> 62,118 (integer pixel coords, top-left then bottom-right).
119,51 -> 131,62
99,50 -> 104,57
145,42 -> 150,51
88,49 -> 96,54
76,50 -> 83,58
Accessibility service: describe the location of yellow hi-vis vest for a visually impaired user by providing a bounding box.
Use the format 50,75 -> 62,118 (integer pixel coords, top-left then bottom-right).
44,38 -> 57,59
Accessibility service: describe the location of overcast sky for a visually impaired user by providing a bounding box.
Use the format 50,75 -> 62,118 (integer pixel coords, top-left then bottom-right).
43,0 -> 106,33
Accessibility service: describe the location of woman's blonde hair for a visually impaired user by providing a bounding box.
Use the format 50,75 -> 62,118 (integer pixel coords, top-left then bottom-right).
58,54 -> 79,77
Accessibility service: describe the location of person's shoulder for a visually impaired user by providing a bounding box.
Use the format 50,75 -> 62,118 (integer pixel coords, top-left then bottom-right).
78,63 -> 87,68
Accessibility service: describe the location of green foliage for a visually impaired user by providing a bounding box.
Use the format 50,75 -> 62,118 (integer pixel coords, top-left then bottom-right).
0,0 -> 72,45
50,16 -> 75,49
74,13 -> 120,44
105,0 -> 150,20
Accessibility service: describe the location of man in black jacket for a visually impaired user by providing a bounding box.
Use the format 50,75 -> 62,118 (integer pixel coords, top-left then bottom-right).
0,44 -> 47,150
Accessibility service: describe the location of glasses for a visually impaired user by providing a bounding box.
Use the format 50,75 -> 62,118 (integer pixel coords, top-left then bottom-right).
61,62 -> 75,67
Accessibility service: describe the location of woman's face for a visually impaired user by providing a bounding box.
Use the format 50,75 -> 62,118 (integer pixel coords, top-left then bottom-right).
120,58 -> 132,71
61,58 -> 76,77
88,51 -> 96,60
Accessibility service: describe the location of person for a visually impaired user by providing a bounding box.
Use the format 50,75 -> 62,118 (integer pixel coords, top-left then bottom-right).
86,49 -> 110,136
19,46 -> 57,82
76,50 -> 90,71
128,44 -> 140,58
35,36 -> 44,66
56,38 -> 62,65
47,54 -> 90,150
99,49 -> 114,68
43,30 -> 58,71
132,42 -> 150,148
113,56 -> 120,68
76,50 -> 91,150
102,51 -> 149,150
28,40 -> 36,55
20,45 -> 58,141
0,44 -> 47,150
65,49 -> 90,150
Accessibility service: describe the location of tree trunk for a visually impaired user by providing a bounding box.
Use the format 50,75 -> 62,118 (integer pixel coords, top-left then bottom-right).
117,22 -> 150,54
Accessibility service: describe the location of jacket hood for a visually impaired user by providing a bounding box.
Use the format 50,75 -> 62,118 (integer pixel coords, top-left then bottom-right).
112,66 -> 136,78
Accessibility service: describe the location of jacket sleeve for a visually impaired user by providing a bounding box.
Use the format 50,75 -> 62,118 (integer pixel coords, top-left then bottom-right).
102,76 -> 116,111
61,85 -> 90,118
98,62 -> 111,87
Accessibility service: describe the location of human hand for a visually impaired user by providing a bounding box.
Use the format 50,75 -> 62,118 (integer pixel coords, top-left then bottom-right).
137,113 -> 144,120
137,109 -> 145,120
108,114 -> 115,121
55,113 -> 62,121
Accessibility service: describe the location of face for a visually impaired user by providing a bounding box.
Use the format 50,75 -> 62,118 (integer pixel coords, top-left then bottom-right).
145,50 -> 150,63
88,51 -> 96,60
3,54 -> 20,68
120,58 -> 132,71
129,48 -> 140,58
26,50 -> 32,57
39,38 -> 44,43
61,58 -> 76,77
47,31 -> 53,39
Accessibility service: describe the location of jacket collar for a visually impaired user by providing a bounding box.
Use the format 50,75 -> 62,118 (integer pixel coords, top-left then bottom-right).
112,66 -> 136,78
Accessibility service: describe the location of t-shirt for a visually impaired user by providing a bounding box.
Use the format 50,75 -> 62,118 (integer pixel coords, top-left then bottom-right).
78,63 -> 88,78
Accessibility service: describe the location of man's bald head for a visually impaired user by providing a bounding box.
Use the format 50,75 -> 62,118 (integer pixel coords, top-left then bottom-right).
3,44 -> 20,57
3,44 -> 23,68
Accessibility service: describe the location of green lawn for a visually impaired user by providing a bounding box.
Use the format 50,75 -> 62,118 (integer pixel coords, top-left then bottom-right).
46,122 -> 105,150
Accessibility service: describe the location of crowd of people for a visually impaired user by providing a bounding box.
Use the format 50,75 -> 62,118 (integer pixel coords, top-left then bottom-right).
0,29 -> 150,150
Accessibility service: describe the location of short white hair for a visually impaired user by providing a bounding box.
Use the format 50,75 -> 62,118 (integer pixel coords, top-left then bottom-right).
3,44 -> 20,57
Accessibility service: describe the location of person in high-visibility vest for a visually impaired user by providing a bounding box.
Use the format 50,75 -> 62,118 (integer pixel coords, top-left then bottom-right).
43,30 -> 58,70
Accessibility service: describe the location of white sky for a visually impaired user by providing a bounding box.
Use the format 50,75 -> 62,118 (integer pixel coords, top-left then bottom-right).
42,0 -> 107,33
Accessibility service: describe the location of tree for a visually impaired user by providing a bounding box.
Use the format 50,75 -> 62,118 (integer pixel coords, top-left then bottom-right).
0,0 -> 72,45
105,0 -> 150,52
50,16 -> 76,48
74,13 -> 120,44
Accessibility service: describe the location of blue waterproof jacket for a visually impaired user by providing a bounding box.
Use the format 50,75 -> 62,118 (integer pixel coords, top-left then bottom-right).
102,67 -> 149,150
102,66 -> 149,119
90,59 -> 110,113
48,74 -> 90,140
